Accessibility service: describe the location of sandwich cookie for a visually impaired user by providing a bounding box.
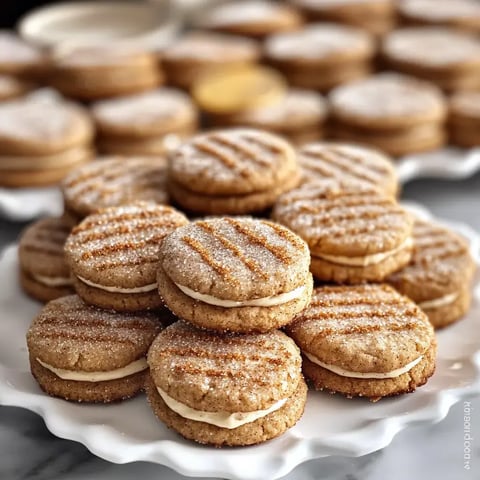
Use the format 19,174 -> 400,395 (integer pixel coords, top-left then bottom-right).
208,89 -> 328,146
27,295 -> 162,403
61,156 -> 170,222
298,142 -> 398,198
264,23 -> 375,92
272,180 -> 413,283
49,45 -> 163,100
328,73 -> 447,156
168,128 -> 301,215
92,88 -> 199,156
157,217 -> 313,333
286,284 -> 436,401
195,1 -> 303,39
381,27 -> 480,92
145,321 -> 307,446
18,216 -> 75,302
387,219 -> 476,329
398,0 -> 480,34
448,91 -> 480,148
162,32 -> 260,90
65,203 -> 189,312
289,0 -> 396,36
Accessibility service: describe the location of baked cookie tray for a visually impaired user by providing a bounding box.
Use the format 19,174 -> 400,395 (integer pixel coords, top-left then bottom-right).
1,146 -> 480,221
0,201 -> 479,480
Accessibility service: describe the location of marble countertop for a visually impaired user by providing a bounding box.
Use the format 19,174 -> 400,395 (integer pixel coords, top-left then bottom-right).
1,174 -> 480,480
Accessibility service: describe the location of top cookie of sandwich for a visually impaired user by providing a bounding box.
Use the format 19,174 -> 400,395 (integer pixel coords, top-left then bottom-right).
168,128 -> 298,195
329,72 -> 447,129
0,97 -> 93,156
0,31 -> 47,76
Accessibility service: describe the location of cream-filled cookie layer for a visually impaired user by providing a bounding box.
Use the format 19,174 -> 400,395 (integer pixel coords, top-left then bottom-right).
157,386 -> 288,429
419,292 -> 458,310
304,351 -> 423,379
174,283 -> 305,308
314,237 -> 413,267
36,358 -> 148,382
33,274 -> 72,287
77,275 -> 157,293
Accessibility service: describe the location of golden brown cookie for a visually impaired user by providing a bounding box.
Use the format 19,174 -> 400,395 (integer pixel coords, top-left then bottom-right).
398,0 -> 480,33
387,219 -> 476,329
162,32 -> 260,90
64,202 -> 189,312
208,89 -> 327,146
381,27 -> 480,91
264,24 -> 375,92
168,128 -> 301,215
195,1 -> 303,39
298,142 -> 398,198
49,46 -> 163,100
328,73 -> 447,156
449,91 -> 480,148
61,156 -> 170,221
272,180 -> 413,283
146,321 -> 307,446
18,216 -> 75,302
158,217 -> 313,333
286,284 -> 436,400
27,295 -> 163,403
290,0 -> 396,36
92,88 -> 198,156
0,74 -> 35,101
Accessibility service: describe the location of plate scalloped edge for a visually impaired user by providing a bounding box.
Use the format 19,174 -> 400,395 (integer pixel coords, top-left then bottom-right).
0,201 -> 479,480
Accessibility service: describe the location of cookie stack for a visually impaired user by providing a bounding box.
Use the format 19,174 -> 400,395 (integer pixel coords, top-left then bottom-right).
264,23 -> 375,92
448,91 -> 480,148
92,89 -> 199,156
148,216 -> 313,445
328,73 -> 447,156
49,45 -> 163,100
26,202 -> 189,404
162,32 -> 260,90
167,128 -> 302,215
289,0 -> 397,36
381,27 -> 480,91
0,96 -> 94,187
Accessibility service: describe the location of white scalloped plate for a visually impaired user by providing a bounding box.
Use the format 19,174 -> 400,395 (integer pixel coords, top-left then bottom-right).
1,147 -> 480,222
0,202 -> 479,480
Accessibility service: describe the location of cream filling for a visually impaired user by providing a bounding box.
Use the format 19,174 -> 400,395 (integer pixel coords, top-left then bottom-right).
36,358 -> 148,382
419,292 -> 458,310
174,283 -> 305,308
313,237 -> 413,267
33,274 -> 72,287
156,386 -> 288,429
77,275 -> 157,293
304,352 -> 423,379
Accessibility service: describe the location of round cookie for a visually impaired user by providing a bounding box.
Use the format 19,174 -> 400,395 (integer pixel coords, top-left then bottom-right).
157,217 -> 313,333
65,202 -> 189,312
272,180 -> 413,283
0,31 -> 48,78
449,91 -> 480,148
195,1 -> 303,39
49,45 -> 162,100
146,321 -> 307,446
61,156 -> 170,221
387,219 -> 476,329
398,0 -> 480,33
286,284 -> 436,401
162,32 -> 260,90
27,295 -> 163,403
381,27 -> 480,91
18,216 -> 75,302
168,128 -> 301,215
208,89 -> 327,146
0,74 -> 35,101
298,142 -> 398,198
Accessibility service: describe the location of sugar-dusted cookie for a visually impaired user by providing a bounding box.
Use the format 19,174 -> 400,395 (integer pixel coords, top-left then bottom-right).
146,321 -> 307,446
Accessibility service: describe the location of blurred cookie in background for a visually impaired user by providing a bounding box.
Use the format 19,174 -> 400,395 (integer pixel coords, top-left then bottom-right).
449,91 -> 480,148
0,74 -> 35,101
